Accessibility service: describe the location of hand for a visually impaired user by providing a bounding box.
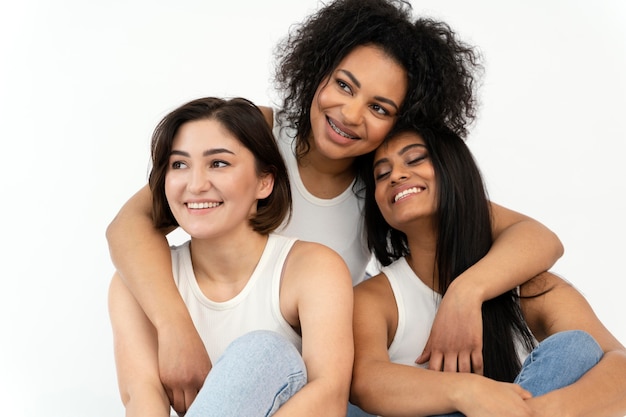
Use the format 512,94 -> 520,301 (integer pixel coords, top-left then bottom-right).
524,393 -> 565,417
158,322 -> 211,415
416,285 -> 484,374
460,379 -> 534,417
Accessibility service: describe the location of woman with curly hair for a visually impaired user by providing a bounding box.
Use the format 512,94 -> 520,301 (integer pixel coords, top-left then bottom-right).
106,1 -> 564,414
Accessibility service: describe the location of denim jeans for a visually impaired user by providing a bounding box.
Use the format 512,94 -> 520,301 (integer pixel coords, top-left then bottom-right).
185,330 -> 307,417
348,330 -> 603,417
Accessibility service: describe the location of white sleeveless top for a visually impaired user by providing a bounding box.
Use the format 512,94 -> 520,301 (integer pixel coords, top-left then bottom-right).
382,257 -> 440,367
273,112 -> 371,285
171,234 -> 302,361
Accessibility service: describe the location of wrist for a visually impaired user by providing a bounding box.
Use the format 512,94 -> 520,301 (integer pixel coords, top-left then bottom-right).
152,303 -> 195,334
448,274 -> 486,305
528,391 -> 571,417
448,373 -> 478,412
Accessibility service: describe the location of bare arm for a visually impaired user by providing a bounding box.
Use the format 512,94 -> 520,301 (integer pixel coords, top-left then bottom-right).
351,275 -> 533,417
521,272 -> 626,417
274,242 -> 354,417
419,202 -> 564,374
106,185 -> 210,413
108,273 -> 171,417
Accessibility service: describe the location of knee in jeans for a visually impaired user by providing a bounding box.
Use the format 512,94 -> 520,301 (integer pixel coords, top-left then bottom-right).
543,330 -> 603,364
227,330 -> 296,361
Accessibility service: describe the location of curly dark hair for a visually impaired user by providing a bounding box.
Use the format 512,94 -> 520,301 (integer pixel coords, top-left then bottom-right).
274,0 -> 482,162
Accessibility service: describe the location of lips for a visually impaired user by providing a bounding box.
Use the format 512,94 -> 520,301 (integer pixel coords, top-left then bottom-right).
393,187 -> 424,203
327,117 -> 359,140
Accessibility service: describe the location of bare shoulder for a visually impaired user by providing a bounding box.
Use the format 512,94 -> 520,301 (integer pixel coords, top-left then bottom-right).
279,240 -> 353,330
355,273 -> 395,315
354,272 -> 398,350
520,271 -> 570,299
355,273 -> 393,301
520,271 -> 624,350
281,240 -> 352,294
258,106 -> 274,129
286,240 -> 350,280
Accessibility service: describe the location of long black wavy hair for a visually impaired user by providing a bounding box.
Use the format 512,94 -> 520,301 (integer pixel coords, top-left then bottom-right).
364,124 -> 535,382
274,0 -> 482,185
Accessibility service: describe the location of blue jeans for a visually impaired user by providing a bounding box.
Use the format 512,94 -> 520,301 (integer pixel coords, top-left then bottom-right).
349,330 -> 603,417
185,330 -> 307,417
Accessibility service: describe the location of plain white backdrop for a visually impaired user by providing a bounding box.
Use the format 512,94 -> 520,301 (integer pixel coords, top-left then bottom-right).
1,1 -> 624,415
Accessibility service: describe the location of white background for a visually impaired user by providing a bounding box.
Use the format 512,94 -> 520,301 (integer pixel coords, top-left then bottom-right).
1,1 -> 624,415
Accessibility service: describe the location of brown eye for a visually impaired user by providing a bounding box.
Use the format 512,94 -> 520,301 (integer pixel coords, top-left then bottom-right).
210,160 -> 229,168
370,103 -> 389,116
336,79 -> 352,94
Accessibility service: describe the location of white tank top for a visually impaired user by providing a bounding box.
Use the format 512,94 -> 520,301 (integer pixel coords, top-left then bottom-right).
382,257 -> 440,367
273,112 -> 371,285
171,234 -> 302,361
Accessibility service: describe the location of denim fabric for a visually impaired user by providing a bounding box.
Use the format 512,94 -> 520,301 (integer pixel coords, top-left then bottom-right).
347,402 -> 376,416
185,330 -> 307,417
514,330 -> 602,396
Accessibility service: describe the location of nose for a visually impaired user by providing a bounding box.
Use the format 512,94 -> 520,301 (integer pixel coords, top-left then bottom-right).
389,166 -> 409,185
341,99 -> 365,126
187,167 -> 210,194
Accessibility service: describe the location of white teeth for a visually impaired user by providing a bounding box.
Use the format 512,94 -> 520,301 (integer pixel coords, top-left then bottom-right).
394,187 -> 422,203
187,201 -> 221,209
328,118 -> 357,139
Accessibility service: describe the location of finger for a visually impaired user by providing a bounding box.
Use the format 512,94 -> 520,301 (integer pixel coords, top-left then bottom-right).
185,387 -> 199,412
427,351 -> 444,371
457,351 -> 472,373
416,338 -> 432,364
170,389 -> 185,415
442,353 -> 458,373
415,349 -> 431,364
471,349 -> 484,375
165,386 -> 175,410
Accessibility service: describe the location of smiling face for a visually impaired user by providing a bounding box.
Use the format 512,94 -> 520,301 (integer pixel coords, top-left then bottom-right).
309,45 -> 407,161
373,131 -> 437,233
164,118 -> 273,240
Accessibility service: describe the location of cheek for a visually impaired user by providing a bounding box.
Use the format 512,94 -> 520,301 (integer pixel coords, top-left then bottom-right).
313,84 -> 331,112
312,75 -> 336,108
374,187 -> 388,215
364,120 -> 395,149
164,174 -> 181,202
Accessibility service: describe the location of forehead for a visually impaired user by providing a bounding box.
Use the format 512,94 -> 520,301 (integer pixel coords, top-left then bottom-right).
337,45 -> 407,95
376,131 -> 426,158
174,119 -> 242,148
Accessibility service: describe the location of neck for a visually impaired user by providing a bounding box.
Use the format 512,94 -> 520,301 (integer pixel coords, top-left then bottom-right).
189,229 -> 268,301
298,139 -> 356,199
403,222 -> 439,291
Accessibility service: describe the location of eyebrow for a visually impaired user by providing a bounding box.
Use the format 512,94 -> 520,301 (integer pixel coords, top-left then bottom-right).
338,69 -> 400,111
373,143 -> 427,168
170,148 -> 235,157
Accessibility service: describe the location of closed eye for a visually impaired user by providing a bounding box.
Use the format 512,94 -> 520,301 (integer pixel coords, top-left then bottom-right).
373,165 -> 391,181
407,155 -> 428,165
375,171 -> 390,181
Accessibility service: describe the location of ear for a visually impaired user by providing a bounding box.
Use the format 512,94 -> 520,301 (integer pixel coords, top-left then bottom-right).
256,172 -> 275,200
